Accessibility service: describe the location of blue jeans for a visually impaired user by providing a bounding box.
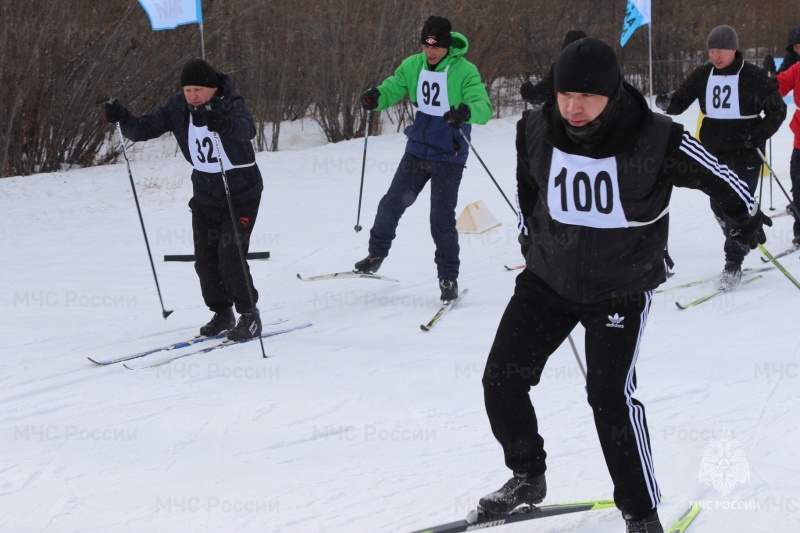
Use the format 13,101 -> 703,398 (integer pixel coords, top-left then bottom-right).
368,153 -> 464,280
710,161 -> 761,265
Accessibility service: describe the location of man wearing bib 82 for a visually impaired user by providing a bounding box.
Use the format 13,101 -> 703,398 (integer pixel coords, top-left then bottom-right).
103,59 -> 264,342
354,16 -> 492,301
656,25 -> 785,289
479,38 -> 771,533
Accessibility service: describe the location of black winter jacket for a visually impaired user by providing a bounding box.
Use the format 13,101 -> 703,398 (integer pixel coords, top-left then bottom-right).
120,73 -> 263,208
517,84 -> 756,304
664,52 -> 786,167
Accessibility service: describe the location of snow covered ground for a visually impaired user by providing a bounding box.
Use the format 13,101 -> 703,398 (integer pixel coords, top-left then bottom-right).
1,101 -> 799,533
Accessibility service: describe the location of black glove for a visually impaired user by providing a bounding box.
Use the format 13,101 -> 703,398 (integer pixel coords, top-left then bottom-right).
360,88 -> 380,111
204,109 -> 226,133
763,54 -> 776,74
742,131 -> 764,149
103,99 -> 129,124
655,92 -> 673,112
518,232 -> 531,257
444,103 -> 470,130
520,81 -> 535,102
730,210 -> 772,249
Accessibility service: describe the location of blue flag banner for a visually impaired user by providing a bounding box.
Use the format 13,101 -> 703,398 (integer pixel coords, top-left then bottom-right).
620,0 -> 651,47
137,0 -> 203,31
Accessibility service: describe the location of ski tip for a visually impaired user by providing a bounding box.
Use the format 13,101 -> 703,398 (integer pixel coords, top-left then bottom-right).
122,363 -> 136,370
296,273 -> 304,280
87,357 -> 103,365
675,302 -> 687,310
420,324 -> 431,332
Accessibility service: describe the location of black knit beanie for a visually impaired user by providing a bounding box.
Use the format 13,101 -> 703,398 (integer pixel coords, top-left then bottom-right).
180,59 -> 219,88
420,16 -> 452,48
554,38 -> 621,97
785,26 -> 800,52
706,25 -> 738,50
561,30 -> 587,50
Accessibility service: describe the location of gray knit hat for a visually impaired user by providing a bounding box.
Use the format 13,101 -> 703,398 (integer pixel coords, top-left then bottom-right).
707,25 -> 739,50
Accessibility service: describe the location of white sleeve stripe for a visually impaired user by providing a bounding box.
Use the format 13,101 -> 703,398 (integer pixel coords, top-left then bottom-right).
515,191 -> 528,235
678,132 -> 755,211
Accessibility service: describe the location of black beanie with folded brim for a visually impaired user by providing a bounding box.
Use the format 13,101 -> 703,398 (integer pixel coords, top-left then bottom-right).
180,59 -> 219,88
420,16 -> 452,49
554,38 -> 621,97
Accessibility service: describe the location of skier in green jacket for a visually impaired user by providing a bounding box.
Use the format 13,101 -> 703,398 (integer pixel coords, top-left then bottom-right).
354,15 -> 492,301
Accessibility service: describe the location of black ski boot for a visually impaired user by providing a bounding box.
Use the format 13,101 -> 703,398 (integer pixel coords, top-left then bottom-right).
478,473 -> 546,518
624,510 -> 663,533
439,279 -> 458,301
354,254 -> 384,274
719,260 -> 741,290
199,308 -> 235,337
228,310 -> 262,342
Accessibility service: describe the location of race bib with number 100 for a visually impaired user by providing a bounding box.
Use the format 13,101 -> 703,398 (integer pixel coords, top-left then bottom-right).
546,149 -> 628,229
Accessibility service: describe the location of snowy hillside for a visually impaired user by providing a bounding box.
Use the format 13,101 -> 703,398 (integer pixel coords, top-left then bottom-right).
1,102 -> 799,533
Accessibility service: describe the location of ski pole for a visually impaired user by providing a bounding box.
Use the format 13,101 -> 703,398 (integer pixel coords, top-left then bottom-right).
757,148 -> 800,220
209,126 -> 267,358
567,334 -> 587,381
458,127 -> 515,214
768,138 -> 774,210
758,243 -> 800,290
354,110 -> 372,232
114,120 -> 173,320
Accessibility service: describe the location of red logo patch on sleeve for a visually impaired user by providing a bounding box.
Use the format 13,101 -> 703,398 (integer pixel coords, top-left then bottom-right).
238,216 -> 251,228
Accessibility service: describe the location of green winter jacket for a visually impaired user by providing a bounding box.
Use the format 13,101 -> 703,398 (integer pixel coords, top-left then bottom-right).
374,31 -> 492,164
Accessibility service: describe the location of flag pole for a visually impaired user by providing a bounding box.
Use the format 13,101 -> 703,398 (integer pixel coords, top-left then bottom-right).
199,22 -> 205,59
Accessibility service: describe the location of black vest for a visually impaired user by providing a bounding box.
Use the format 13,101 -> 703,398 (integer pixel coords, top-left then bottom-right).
521,112 -> 675,304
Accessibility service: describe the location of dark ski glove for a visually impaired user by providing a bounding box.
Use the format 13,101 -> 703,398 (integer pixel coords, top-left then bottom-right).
361,88 -> 380,111
518,232 -> 531,257
520,81 -> 536,102
730,210 -> 772,249
742,131 -> 764,149
103,99 -> 129,124
204,109 -> 226,133
655,92 -> 673,112
444,103 -> 470,129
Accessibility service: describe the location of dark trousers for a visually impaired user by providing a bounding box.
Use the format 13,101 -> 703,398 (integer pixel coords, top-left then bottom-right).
791,148 -> 800,238
368,153 -> 463,280
710,161 -> 761,265
190,197 -> 260,314
482,270 -> 660,518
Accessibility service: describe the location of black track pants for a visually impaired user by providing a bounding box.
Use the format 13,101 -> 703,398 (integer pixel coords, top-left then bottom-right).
190,197 -> 260,314
482,269 -> 660,518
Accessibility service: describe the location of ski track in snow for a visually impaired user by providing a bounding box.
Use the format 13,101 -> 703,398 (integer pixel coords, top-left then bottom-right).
2,102 -> 800,532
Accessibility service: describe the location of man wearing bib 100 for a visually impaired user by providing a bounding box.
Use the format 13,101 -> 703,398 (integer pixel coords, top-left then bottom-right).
656,25 -> 785,289
479,38 -> 771,533
354,16 -> 492,301
103,59 -> 264,342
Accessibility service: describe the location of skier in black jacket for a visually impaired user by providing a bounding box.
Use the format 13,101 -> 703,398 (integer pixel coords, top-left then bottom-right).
103,59 -> 264,341
656,25 -> 786,288
479,38 -> 771,533
764,26 -> 800,75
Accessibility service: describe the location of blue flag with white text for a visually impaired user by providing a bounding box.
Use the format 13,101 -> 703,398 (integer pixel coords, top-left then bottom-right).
620,0 -> 651,47
137,0 -> 202,31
